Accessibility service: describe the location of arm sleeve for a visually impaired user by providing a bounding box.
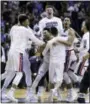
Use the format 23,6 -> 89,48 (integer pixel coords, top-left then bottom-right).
27,29 -> 45,46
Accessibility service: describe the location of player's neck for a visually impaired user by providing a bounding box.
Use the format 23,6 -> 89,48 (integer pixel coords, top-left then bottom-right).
84,30 -> 88,34
18,23 -> 28,27
47,15 -> 53,19
64,27 -> 70,31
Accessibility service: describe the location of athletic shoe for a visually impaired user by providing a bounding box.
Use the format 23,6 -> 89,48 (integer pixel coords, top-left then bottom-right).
29,95 -> 38,102
48,89 -> 54,102
77,97 -> 85,103
25,88 -> 38,102
65,89 -> 74,102
6,90 -> 18,103
53,89 -> 62,102
37,86 -> 45,97
1,93 -> 8,100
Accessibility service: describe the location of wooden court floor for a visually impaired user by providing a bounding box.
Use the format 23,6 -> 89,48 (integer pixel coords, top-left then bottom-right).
1,88 -> 89,103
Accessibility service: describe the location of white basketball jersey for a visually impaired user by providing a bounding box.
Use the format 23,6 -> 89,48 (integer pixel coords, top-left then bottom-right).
9,25 -> 44,53
80,32 -> 89,57
39,16 -> 63,39
50,42 -> 66,62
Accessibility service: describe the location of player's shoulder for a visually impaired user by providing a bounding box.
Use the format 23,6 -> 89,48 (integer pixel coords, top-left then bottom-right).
85,32 -> 89,36
11,25 -> 18,29
53,16 -> 62,21
69,28 -> 75,34
10,25 -> 19,32
39,17 -> 47,23
11,25 -> 26,30
83,32 -> 89,38
69,27 -> 75,31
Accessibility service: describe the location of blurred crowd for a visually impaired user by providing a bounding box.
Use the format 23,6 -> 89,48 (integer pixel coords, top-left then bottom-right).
1,1 -> 90,88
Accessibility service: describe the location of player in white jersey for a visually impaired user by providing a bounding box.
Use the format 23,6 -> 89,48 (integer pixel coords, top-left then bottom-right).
43,27 -> 75,102
62,17 -> 79,102
38,5 -> 63,39
1,35 -> 33,101
25,27 -> 52,102
77,19 -> 90,103
1,14 -> 44,102
76,21 -> 89,76
35,5 -> 64,95
27,26 -> 73,102
41,27 -> 73,102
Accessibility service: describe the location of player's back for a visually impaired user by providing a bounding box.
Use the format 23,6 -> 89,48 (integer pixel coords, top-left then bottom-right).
10,25 -> 29,53
50,42 -> 66,62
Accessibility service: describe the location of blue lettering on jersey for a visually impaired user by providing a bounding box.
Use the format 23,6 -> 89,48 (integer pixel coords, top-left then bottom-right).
61,34 -> 67,37
46,22 -> 58,28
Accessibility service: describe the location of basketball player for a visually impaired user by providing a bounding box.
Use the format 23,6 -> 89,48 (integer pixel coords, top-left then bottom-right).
75,19 -> 89,77
38,27 -> 75,102
25,27 -> 53,102
1,14 -> 45,102
77,19 -> 90,103
26,26 -> 75,102
1,32 -> 32,100
77,50 -> 90,103
35,5 -> 64,95
62,17 -> 78,102
38,5 -> 63,39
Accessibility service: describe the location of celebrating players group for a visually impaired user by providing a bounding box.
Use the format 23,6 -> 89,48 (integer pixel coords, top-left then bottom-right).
1,5 -> 90,103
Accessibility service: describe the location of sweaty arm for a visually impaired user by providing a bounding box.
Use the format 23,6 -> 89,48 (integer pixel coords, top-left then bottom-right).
57,28 -> 75,46
42,42 -> 50,56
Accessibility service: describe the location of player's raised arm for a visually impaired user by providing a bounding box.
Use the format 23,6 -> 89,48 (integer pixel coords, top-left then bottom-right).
27,28 -> 45,46
42,42 -> 50,56
54,28 -> 75,46
66,28 -> 75,46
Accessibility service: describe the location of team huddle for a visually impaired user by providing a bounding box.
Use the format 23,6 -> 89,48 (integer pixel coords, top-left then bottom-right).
1,6 -> 90,103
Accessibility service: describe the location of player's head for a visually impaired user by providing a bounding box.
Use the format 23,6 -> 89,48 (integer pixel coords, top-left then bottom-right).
45,5 -> 54,18
50,27 -> 58,37
43,27 -> 51,36
43,27 -> 52,42
81,19 -> 90,33
18,14 -> 29,27
63,17 -> 71,29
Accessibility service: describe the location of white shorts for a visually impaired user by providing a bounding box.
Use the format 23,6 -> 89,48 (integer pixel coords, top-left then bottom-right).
49,60 -> 64,84
38,61 -> 49,77
65,50 -> 77,72
5,50 -> 23,72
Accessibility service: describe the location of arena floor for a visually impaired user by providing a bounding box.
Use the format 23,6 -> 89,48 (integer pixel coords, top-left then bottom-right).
1,88 -> 89,103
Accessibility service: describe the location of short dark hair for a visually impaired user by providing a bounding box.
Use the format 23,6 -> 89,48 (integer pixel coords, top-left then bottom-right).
50,27 -> 58,36
18,14 -> 28,24
85,19 -> 90,31
46,5 -> 54,9
43,27 -> 50,32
